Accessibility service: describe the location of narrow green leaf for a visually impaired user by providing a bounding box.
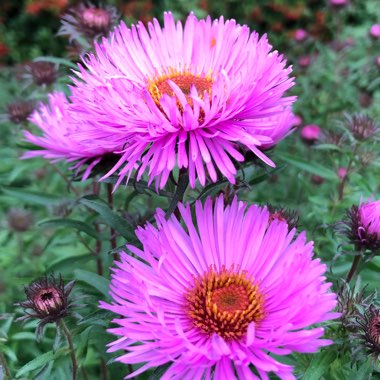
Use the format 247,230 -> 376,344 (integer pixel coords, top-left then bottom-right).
16,350 -> 64,378
39,218 -> 106,240
47,254 -> 94,272
74,269 -> 110,298
281,154 -> 337,180
303,350 -> 336,380
248,165 -> 286,186
34,56 -> 78,70
79,196 -> 136,241
1,187 -> 70,206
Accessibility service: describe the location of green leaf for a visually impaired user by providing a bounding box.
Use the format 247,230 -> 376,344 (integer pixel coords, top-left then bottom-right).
47,254 -> 94,272
39,218 -> 106,240
0,187 -> 70,206
280,154 -> 337,180
74,269 -> 110,298
79,196 -> 136,241
34,56 -> 78,70
16,350 -> 64,378
303,350 -> 336,380
248,165 -> 286,186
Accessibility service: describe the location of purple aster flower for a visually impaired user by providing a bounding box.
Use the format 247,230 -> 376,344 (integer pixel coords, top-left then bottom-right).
101,196 -> 338,379
23,92 -> 116,180
340,199 -> 380,253
64,12 -> 295,188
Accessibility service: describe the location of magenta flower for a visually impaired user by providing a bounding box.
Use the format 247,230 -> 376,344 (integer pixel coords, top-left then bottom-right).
343,199 -> 380,252
23,92 -> 115,180
60,12 -> 295,188
300,124 -> 321,144
369,24 -> 380,40
101,196 -> 338,379
293,29 -> 308,42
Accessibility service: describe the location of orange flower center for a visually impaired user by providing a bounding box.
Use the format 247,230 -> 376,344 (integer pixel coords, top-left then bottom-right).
148,70 -> 213,110
185,266 -> 265,341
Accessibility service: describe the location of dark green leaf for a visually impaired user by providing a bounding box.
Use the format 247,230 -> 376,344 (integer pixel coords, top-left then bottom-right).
303,350 -> 336,380
280,154 -> 337,180
15,350 -> 64,378
39,218 -> 106,240
79,196 -> 136,241
74,269 -> 110,298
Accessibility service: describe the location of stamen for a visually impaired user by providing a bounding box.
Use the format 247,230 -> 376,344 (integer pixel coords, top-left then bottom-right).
185,266 -> 265,341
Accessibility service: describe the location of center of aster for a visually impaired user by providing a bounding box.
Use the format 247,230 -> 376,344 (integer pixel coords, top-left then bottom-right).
185,266 -> 265,341
148,70 -> 213,110
35,288 -> 61,313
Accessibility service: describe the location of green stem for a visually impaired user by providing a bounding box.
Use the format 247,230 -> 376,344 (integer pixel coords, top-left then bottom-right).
107,183 -> 119,261
61,320 -> 78,380
338,145 -> 357,201
0,352 -> 11,380
346,255 -> 362,283
165,169 -> 189,220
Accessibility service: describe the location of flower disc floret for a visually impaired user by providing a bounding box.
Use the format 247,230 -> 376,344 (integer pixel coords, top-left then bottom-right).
101,196 -> 338,379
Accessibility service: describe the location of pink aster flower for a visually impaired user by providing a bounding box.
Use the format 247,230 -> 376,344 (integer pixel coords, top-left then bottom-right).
300,124 -> 321,144
293,29 -> 308,42
369,24 -> 380,40
64,12 -> 295,188
101,196 -> 338,379
23,92 -> 114,180
342,199 -> 380,252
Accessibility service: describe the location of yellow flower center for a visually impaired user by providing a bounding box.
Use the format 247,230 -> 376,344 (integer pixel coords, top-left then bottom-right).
148,69 -> 213,110
185,266 -> 265,341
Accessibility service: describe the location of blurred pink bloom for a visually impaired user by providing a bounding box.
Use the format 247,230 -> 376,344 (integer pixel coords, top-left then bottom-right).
101,196 -> 338,379
292,114 -> 303,126
301,124 -> 321,143
298,55 -> 311,68
329,0 -> 348,7
338,167 -> 347,180
376,56 -> 380,68
369,24 -> 380,39
294,29 -> 308,42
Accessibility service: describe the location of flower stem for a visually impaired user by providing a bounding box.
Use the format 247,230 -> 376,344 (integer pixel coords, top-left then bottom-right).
107,183 -> 119,261
346,255 -> 362,283
338,145 -> 357,201
61,320 -> 78,380
165,168 -> 189,220
0,352 -> 11,380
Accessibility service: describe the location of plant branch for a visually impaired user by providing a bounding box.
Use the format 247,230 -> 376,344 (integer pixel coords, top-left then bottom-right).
61,320 -> 78,380
346,254 -> 362,283
0,352 -> 11,380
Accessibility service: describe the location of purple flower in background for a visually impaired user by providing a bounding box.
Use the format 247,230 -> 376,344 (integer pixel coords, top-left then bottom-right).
300,124 -> 321,144
101,196 -> 338,379
369,24 -> 380,40
294,28 -> 308,42
329,0 -> 348,8
63,12 -> 296,188
23,92 -> 114,180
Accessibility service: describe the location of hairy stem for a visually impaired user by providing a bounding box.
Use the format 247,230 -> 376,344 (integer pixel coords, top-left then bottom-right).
107,183 -> 119,261
346,255 -> 362,283
61,320 -> 78,380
